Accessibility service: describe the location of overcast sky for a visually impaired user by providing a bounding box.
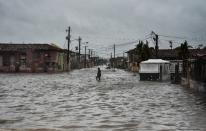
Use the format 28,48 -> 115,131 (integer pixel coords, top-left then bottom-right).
0,0 -> 206,57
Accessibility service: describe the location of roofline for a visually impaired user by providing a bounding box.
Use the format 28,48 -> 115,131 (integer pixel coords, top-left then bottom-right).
0,43 -> 64,51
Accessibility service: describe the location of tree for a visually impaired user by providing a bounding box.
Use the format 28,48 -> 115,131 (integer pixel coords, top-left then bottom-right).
197,44 -> 203,49
176,41 -> 192,60
142,41 -> 150,60
136,40 -> 151,62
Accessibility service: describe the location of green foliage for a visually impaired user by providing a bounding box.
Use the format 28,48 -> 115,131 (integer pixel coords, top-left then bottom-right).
136,40 -> 151,62
198,44 -> 203,49
175,41 -> 190,60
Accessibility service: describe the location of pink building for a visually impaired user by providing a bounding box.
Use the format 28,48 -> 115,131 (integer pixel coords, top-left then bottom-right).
0,43 -> 68,72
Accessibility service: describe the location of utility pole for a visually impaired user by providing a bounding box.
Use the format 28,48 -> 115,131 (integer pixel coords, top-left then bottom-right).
152,31 -> 159,58
66,26 -> 71,71
93,51 -> 96,57
110,53 -> 112,68
91,50 -> 93,58
88,49 -> 91,68
90,50 -> 93,67
123,52 -> 125,69
169,41 -> 173,50
114,44 -> 116,59
88,49 -> 91,59
84,46 -> 87,68
114,44 -> 116,68
78,36 -> 81,69
155,34 -> 159,58
94,51 -> 96,66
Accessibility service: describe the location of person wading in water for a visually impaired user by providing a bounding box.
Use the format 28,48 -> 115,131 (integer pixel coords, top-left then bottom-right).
96,67 -> 101,81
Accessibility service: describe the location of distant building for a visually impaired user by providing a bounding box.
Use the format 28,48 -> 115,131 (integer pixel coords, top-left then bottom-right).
110,57 -> 127,69
126,46 -> 206,90
0,43 -> 68,72
126,48 -> 139,72
153,48 -> 206,60
126,48 -> 206,72
151,49 -> 178,60
70,51 -> 80,70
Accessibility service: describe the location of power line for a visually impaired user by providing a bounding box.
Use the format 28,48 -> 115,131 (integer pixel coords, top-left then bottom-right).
103,35 -> 152,49
159,34 -> 187,40
159,39 -> 181,44
159,34 -> 206,43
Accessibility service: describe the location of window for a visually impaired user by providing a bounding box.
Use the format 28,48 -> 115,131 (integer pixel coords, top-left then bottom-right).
20,54 -> 26,67
33,52 -> 41,59
3,55 -> 10,66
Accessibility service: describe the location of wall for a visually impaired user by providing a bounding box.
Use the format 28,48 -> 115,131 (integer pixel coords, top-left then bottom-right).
181,78 -> 206,92
140,63 -> 159,73
181,59 -> 206,92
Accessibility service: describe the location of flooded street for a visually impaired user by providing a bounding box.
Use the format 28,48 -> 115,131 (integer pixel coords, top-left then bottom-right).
0,67 -> 206,131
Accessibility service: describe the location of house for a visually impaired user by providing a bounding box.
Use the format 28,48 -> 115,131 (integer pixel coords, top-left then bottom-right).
126,48 -> 178,72
0,43 -> 68,72
90,56 -> 100,67
126,48 -> 205,72
151,49 -> 179,60
110,57 -> 127,69
154,48 -> 206,60
126,48 -> 139,72
139,59 -> 170,81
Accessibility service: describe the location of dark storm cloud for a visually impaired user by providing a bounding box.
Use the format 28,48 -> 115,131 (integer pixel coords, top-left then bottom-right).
0,0 -> 206,56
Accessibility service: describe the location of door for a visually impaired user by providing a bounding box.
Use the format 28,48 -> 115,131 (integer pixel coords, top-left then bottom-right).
10,56 -> 15,66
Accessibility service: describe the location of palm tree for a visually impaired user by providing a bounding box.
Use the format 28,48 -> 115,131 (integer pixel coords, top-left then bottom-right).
136,40 -> 151,62
175,41 -> 192,78
176,41 -> 192,60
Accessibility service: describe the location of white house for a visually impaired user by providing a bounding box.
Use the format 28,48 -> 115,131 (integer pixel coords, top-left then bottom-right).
139,59 -> 170,81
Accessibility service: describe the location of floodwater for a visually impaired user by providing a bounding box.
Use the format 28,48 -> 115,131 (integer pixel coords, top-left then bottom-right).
0,67 -> 206,131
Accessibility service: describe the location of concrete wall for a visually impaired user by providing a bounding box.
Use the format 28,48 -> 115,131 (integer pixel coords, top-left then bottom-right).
181,77 -> 206,92
0,50 -> 66,73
